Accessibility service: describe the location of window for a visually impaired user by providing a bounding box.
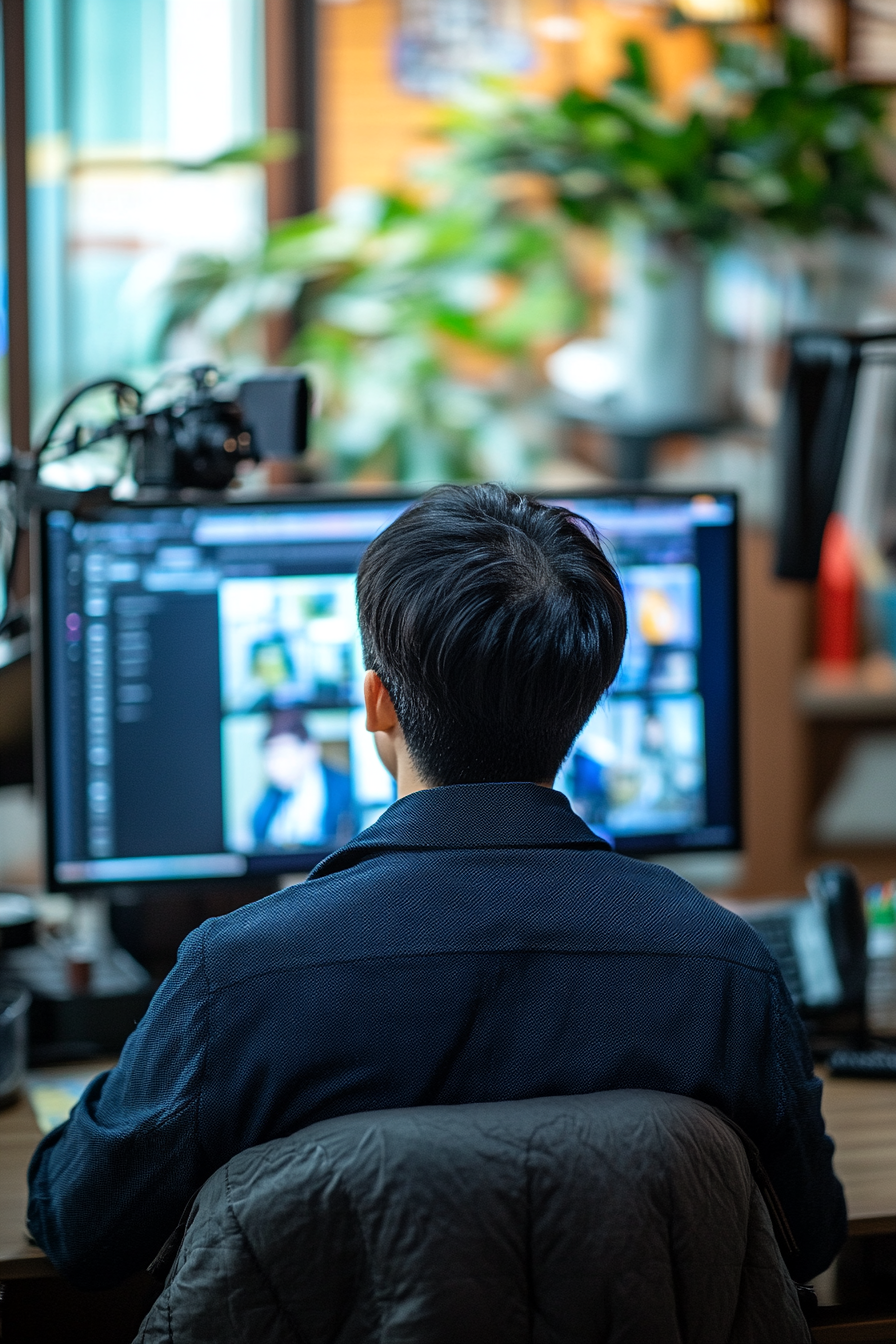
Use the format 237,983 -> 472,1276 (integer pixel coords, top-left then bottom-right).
25,0 -> 266,426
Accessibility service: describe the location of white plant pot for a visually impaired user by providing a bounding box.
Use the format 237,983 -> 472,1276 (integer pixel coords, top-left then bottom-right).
608,229 -> 719,424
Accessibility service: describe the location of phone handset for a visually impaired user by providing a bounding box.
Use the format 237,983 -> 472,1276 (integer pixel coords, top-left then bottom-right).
805,864 -> 868,1010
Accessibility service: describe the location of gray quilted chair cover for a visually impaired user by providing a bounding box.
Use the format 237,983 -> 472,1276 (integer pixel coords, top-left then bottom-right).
135,1089 -> 811,1344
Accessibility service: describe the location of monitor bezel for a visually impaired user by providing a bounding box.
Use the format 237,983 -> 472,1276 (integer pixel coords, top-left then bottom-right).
34,485 -> 741,893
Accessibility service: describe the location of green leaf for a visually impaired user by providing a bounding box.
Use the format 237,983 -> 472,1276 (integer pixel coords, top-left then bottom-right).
615,40 -> 654,96
188,129 -> 300,168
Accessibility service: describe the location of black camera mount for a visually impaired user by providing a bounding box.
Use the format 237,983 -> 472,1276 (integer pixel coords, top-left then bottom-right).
0,363 -> 310,631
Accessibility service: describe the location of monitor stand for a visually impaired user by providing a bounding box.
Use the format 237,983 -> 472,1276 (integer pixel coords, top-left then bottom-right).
2,898 -> 154,1064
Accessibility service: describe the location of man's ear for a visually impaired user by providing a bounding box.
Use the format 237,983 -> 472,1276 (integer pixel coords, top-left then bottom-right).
363,670 -> 398,734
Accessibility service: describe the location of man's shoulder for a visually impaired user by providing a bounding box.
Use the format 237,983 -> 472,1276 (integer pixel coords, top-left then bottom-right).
196,843 -> 778,991
584,851 -> 779,972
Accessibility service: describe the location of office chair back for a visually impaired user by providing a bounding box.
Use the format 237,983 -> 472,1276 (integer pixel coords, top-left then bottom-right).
135,1089 -> 810,1344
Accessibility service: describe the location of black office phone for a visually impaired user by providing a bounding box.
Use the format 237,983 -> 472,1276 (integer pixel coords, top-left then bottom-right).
742,865 -> 868,1038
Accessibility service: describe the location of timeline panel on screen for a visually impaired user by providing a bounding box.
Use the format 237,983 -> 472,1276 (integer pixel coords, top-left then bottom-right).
40,492 -> 739,889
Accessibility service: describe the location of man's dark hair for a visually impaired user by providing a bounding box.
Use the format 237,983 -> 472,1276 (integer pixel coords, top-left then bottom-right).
357,483 -> 627,786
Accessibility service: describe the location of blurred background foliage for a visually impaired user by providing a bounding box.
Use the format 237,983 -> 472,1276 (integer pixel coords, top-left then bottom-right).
451,31 -> 891,240
161,28 -> 895,482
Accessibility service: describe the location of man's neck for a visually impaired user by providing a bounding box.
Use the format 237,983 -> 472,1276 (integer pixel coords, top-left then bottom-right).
394,757 -> 555,800
394,749 -> 432,800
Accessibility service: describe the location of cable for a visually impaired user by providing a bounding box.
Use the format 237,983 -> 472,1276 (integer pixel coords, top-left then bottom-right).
0,364 -> 255,630
0,378 -> 142,631
33,377 -> 142,462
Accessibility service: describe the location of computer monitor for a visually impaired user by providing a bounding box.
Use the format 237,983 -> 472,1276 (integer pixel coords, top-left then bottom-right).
36,490 -> 740,890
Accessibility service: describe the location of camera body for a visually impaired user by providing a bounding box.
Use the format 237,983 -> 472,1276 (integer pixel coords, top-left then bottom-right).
0,365 -> 311,629
34,363 -> 311,494
133,370 -> 252,490
132,365 -> 310,491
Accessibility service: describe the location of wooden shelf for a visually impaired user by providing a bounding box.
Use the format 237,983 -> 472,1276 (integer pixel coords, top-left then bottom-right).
795,657 -> 896,720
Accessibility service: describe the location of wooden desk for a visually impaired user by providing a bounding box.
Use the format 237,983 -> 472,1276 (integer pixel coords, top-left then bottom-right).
814,1072 -> 896,1341
0,1075 -> 892,1245
0,1073 -> 893,1341
1,1073 -> 895,1256
0,1082 -> 54,1278
821,1069 -> 896,1237
0,1070 -> 154,1344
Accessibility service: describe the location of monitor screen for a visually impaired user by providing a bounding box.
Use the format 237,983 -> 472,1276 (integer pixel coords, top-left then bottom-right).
38,490 -> 739,889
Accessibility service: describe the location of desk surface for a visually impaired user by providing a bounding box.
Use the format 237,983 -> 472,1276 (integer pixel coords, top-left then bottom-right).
0,1071 -> 893,1277
0,1083 -> 55,1277
819,1068 -> 896,1235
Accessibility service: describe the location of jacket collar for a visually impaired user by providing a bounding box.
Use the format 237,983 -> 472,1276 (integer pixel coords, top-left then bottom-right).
308,782 -> 610,879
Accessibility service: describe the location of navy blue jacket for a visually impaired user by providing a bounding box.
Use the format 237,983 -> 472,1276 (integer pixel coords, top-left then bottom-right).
28,783 -> 846,1289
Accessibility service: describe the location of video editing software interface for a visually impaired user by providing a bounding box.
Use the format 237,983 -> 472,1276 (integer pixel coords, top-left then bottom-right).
42,492 -> 738,887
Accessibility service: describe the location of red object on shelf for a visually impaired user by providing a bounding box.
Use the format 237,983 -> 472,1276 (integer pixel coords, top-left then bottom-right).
816,512 -> 858,665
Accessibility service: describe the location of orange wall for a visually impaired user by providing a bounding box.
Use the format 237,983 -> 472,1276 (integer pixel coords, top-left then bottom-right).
317,0 -> 433,203
317,0 -> 715,203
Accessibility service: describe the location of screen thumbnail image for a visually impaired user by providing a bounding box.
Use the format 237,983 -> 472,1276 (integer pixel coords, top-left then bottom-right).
219,575 -> 363,714
222,707 -> 396,856
614,564 -> 700,696
559,693 -> 706,837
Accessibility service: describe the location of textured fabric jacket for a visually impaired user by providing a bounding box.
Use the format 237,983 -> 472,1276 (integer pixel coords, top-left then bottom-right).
27,783 -> 846,1289
135,1091 -> 811,1344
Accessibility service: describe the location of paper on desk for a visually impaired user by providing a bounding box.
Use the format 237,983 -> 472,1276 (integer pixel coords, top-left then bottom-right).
26,1072 -> 101,1135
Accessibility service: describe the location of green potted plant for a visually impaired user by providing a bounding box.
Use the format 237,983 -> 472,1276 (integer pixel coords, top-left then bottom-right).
165,179 -> 587,482
448,31 -> 891,422
160,29 -> 893,480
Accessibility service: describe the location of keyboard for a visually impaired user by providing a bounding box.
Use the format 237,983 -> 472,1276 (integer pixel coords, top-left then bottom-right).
745,913 -> 804,1005
828,1049 -> 896,1079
